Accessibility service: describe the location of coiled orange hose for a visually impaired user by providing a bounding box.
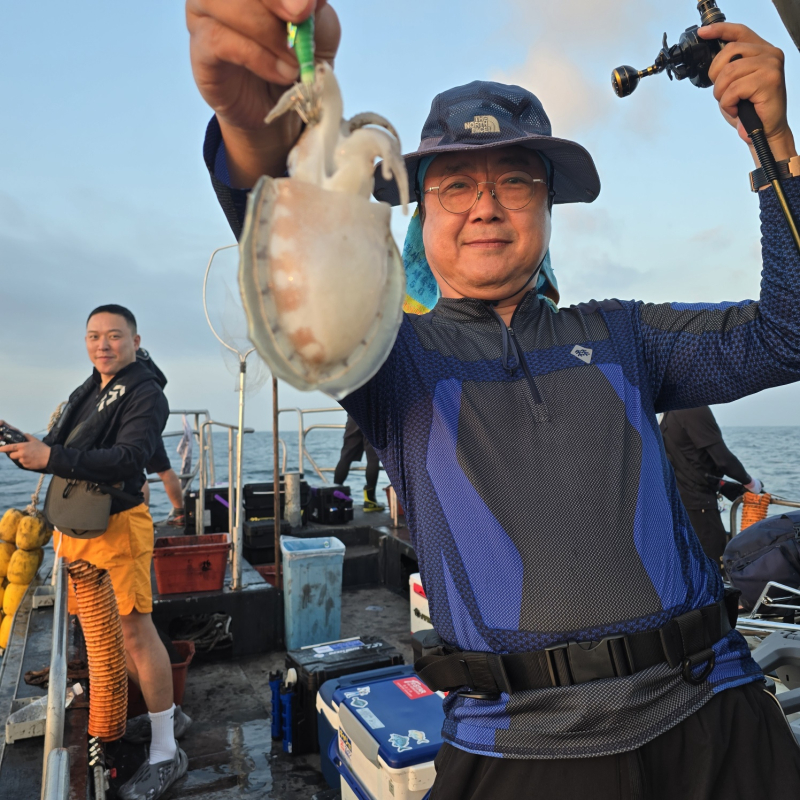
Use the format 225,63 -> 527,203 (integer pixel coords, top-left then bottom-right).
67,560 -> 127,741
741,492 -> 771,531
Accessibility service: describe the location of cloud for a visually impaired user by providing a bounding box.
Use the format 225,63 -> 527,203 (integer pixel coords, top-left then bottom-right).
493,46 -> 614,135
492,0 -> 671,136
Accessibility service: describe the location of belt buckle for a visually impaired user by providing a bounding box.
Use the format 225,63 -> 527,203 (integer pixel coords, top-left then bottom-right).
566,636 -> 625,684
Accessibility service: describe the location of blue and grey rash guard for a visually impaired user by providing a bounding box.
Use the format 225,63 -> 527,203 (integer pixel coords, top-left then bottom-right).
204,121 -> 800,758
339,180 -> 800,759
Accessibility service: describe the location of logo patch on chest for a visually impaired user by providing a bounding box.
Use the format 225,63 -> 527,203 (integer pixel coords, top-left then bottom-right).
571,345 -> 593,364
97,384 -> 126,411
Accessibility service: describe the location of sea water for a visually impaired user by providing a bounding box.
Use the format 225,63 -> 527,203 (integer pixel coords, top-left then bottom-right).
1,427 -> 798,528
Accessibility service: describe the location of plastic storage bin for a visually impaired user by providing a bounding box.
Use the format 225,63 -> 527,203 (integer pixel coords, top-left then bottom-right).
409,573 -> 432,634
152,533 -> 230,595
332,672 -> 444,800
317,664 -> 415,788
281,536 -> 346,650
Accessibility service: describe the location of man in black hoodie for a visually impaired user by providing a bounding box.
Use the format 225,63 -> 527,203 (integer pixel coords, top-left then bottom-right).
0,304 -> 188,800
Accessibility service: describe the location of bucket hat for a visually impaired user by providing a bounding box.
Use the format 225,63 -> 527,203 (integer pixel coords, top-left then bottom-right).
373,80 -> 601,206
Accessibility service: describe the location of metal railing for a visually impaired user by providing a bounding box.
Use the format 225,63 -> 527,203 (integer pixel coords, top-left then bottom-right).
148,409 -> 215,498
42,749 -> 69,800
278,406 -> 368,483
41,558 -> 68,799
729,494 -> 800,538
199,420 -> 255,588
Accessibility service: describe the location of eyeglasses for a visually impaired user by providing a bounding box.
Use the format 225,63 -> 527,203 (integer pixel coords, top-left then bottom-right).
423,171 -> 547,214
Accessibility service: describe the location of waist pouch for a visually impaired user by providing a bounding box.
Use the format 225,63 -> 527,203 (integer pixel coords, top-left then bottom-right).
44,478 -> 139,539
43,421 -> 140,540
414,589 -> 740,699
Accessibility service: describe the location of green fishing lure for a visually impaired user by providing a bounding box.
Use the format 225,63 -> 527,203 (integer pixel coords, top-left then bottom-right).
287,17 -> 315,85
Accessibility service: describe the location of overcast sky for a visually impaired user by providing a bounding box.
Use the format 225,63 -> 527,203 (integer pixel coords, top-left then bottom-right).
2,0 -> 799,435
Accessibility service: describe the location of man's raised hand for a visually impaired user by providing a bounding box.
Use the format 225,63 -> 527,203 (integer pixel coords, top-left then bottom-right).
700,23 -> 796,163
186,0 -> 341,186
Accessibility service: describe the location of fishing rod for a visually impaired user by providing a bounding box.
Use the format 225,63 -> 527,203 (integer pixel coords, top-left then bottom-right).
611,1 -> 800,257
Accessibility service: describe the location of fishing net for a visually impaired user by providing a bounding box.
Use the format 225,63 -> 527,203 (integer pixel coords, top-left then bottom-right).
204,244 -> 270,396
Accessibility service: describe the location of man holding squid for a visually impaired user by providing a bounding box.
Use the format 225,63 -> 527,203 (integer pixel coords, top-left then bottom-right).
188,1 -> 800,796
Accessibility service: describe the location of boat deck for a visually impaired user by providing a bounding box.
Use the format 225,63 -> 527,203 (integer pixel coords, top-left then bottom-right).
114,584 -> 414,800
0,510 -> 417,800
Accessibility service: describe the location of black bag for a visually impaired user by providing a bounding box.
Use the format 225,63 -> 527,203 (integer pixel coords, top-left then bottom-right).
723,511 -> 800,610
43,418 -> 139,540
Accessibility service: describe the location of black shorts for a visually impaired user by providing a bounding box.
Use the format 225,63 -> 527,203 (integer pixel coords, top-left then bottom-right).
430,682 -> 800,800
146,438 -> 171,475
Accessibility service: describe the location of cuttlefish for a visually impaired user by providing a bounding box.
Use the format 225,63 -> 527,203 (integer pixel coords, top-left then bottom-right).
239,63 -> 409,399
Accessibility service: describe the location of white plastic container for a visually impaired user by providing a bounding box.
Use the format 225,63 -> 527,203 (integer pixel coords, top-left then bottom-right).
409,573 -> 432,634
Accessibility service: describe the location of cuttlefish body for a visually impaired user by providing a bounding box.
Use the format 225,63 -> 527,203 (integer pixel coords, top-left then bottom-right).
239,63 -> 409,399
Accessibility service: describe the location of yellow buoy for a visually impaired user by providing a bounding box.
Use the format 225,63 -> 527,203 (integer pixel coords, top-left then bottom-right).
2,582 -> 27,617
0,509 -> 24,544
7,548 -> 41,585
16,514 -> 48,551
0,542 -> 16,577
0,613 -> 13,650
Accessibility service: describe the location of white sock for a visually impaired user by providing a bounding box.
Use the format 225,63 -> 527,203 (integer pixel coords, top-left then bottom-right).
148,704 -> 177,764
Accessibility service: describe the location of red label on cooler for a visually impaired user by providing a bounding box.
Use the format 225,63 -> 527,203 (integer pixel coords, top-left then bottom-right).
393,677 -> 434,699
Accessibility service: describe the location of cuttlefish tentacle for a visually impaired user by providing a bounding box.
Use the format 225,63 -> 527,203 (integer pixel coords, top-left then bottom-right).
327,127 -> 408,203
262,63 -> 407,211
346,112 -> 401,142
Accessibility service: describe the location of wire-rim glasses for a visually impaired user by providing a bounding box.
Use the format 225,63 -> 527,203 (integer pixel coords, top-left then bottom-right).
423,171 -> 547,214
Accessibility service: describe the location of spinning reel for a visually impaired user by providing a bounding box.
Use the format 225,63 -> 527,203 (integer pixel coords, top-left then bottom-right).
612,0 -> 726,98
611,0 -> 800,256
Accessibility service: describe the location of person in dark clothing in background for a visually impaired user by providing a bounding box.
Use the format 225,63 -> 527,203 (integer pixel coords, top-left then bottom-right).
333,414 -> 385,512
660,406 -> 763,568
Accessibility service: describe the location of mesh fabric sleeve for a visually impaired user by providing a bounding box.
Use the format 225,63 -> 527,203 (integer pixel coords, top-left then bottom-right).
338,317 -> 417,453
204,115 -> 249,240
632,177 -> 800,411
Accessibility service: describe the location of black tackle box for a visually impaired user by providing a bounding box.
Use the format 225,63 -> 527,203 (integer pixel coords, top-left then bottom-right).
242,518 -> 293,565
243,480 -> 312,525
184,487 -> 231,533
284,636 -> 404,755
309,485 -> 353,525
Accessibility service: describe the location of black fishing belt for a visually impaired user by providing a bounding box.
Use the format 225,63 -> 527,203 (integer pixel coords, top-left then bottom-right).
414,591 -> 739,699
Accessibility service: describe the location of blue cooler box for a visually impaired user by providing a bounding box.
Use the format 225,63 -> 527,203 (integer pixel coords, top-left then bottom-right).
317,664 -> 416,788
331,673 -> 445,800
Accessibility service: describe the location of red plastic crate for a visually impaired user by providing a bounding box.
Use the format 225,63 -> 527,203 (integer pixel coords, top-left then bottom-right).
152,533 -> 230,595
127,640 -> 196,718
254,563 -> 277,586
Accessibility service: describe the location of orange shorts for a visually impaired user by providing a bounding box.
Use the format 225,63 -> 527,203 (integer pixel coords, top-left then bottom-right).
54,503 -> 154,616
